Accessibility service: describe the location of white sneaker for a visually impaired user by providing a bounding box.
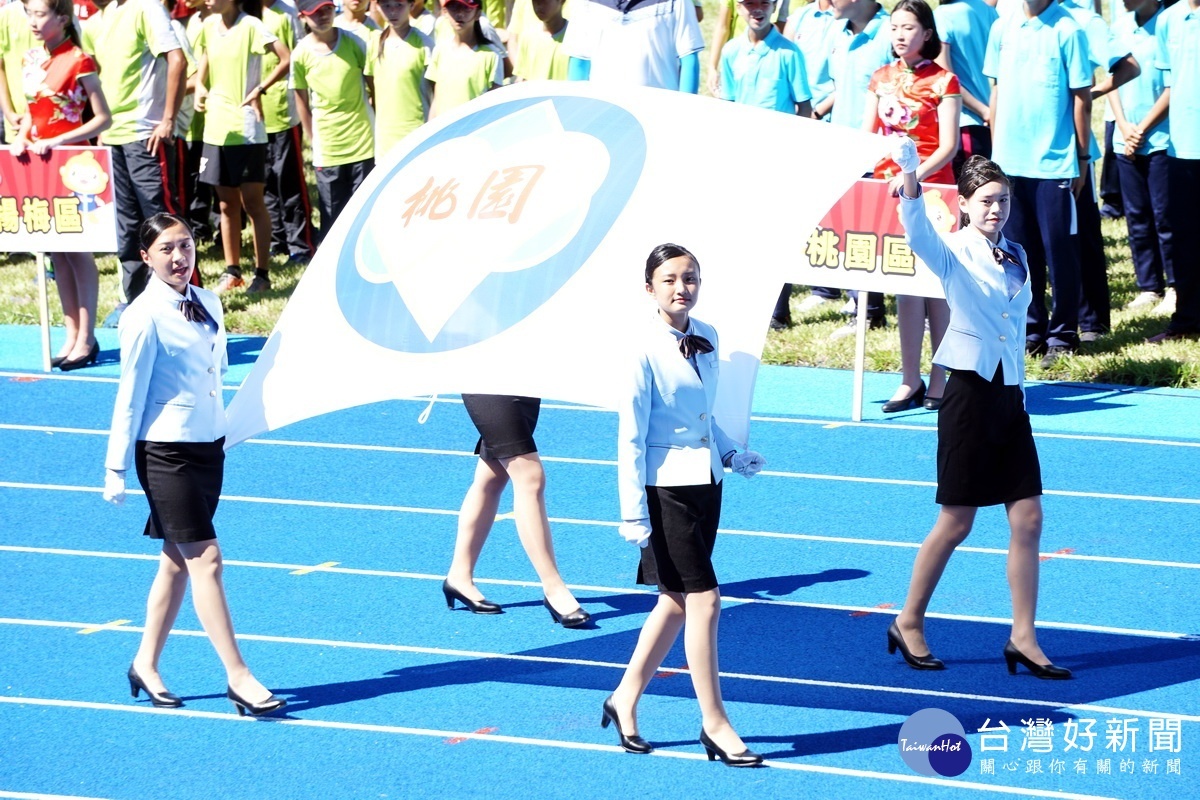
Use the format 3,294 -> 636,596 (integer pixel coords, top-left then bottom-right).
796,294 -> 830,313
1125,290 -> 1163,311
829,322 -> 858,341
1153,288 -> 1176,316
839,298 -> 857,315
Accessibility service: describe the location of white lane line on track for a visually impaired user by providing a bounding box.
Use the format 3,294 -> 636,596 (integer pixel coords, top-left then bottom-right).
0,696 -> 1145,798
2,429 -> 1199,504
4,481 -> 1200,575
3,400 -> 1200,448
1,621 -> 1197,726
0,792 -> 112,800
1,544 -> 1195,639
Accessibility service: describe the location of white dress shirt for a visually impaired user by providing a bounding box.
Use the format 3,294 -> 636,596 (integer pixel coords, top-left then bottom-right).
899,190 -> 1032,394
106,275 -> 228,472
617,313 -> 738,522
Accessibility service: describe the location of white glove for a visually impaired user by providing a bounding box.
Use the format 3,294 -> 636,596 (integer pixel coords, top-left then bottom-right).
103,469 -> 126,505
619,519 -> 652,548
728,451 -> 766,478
891,135 -> 920,175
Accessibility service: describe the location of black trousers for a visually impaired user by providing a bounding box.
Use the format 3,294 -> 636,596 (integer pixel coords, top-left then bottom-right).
265,126 -> 317,258
1076,163 -> 1111,334
315,158 -> 373,238
112,139 -> 178,302
1166,157 -> 1200,333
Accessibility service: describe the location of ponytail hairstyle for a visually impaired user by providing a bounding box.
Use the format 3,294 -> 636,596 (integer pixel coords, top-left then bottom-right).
957,155 -> 1010,227
25,0 -> 83,49
645,243 -> 699,285
891,0 -> 942,62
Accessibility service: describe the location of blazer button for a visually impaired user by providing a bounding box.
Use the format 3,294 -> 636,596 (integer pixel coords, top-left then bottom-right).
208,367 -> 215,374
209,390 -> 217,397
699,413 -> 706,421
1002,313 -> 1009,319
999,335 -> 1007,342
700,437 -> 708,444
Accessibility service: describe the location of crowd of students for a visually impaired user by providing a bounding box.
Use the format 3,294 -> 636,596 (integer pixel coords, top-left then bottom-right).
1,0 -> 1196,372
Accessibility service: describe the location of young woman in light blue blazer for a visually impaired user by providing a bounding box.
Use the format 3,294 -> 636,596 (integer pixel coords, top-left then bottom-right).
886,138 -> 1071,680
602,243 -> 767,767
104,213 -> 287,716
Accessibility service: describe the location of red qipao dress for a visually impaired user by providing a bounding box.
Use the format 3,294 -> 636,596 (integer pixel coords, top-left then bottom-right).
868,59 -> 960,185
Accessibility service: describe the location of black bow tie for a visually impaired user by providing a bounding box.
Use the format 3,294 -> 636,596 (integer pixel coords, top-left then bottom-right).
179,295 -> 209,324
992,246 -> 1021,267
679,334 -> 714,359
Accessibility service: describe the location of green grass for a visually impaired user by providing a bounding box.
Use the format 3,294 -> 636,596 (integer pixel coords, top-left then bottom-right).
2,0 -> 1196,389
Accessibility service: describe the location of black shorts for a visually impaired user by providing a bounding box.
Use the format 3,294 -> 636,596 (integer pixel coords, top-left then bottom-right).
135,439 -> 225,543
199,143 -> 267,187
461,394 -> 540,460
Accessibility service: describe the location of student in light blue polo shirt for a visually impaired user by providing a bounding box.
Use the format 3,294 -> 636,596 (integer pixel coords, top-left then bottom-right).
1059,0 -> 1140,343
1147,0 -> 1200,341
720,0 -> 812,114
783,0 -> 838,115
720,0 -> 811,329
813,0 -> 892,329
1109,0 -> 1174,314
984,0 -> 1093,366
934,0 -> 999,174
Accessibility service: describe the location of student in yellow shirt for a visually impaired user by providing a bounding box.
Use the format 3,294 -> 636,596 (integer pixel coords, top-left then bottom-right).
367,0 -> 433,161
426,0 -> 504,117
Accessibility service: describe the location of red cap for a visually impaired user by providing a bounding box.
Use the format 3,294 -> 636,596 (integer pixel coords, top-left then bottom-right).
298,0 -> 335,16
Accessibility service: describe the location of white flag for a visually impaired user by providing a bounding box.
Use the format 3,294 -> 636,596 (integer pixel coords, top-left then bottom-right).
225,82 -> 887,447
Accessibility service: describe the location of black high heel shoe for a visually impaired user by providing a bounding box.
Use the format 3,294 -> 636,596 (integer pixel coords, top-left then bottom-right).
601,695 -> 652,754
887,621 -> 945,670
543,597 -> 590,628
699,729 -> 763,767
441,579 -> 502,614
226,685 -> 287,716
1003,640 -> 1072,680
58,340 -> 99,372
882,381 -> 926,413
923,396 -> 943,411
127,665 -> 183,708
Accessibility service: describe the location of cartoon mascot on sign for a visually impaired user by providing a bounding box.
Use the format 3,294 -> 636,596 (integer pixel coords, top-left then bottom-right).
59,151 -> 109,222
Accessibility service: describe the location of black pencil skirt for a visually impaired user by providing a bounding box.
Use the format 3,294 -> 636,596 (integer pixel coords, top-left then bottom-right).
935,368 -> 1042,507
134,439 -> 225,543
461,394 -> 541,460
637,481 -> 723,593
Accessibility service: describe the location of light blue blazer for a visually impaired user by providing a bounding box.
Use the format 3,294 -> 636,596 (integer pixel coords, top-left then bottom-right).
105,275 -> 228,472
617,314 -> 738,522
899,190 -> 1032,394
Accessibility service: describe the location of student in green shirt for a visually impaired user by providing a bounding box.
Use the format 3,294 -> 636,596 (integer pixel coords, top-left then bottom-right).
426,0 -> 504,117
194,0 -> 290,293
367,0 -> 433,161
262,0 -> 317,263
293,0 -> 376,232
513,0 -> 568,81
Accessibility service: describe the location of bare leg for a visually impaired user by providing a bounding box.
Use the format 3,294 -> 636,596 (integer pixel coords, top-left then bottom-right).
685,588 -> 747,754
891,294 -> 928,401
894,505 -> 978,656
446,458 -> 508,601
51,252 -> 79,359
215,186 -> 244,268
240,183 -> 272,273
609,592 -> 687,735
130,542 -> 189,693
175,538 -> 272,703
503,452 -> 578,614
926,298 -> 951,399
1004,496 -> 1052,662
